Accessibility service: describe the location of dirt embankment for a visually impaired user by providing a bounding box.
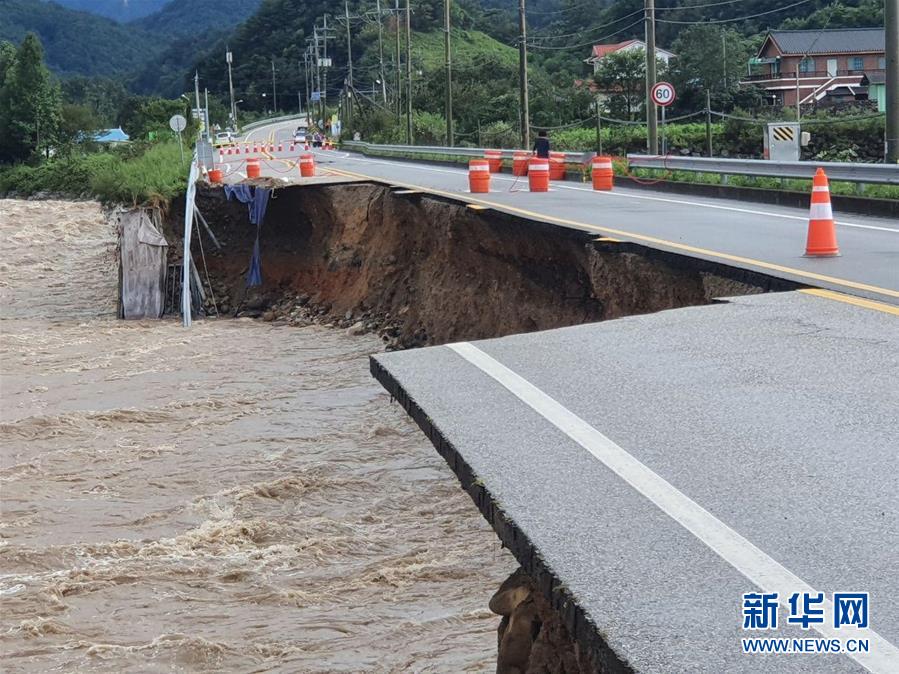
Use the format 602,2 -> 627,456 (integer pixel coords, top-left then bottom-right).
177,183 -> 782,349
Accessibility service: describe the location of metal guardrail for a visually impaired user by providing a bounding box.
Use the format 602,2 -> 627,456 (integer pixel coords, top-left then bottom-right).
626,155 -> 899,185
241,113 -> 309,133
340,141 -> 897,186
341,141 -> 592,163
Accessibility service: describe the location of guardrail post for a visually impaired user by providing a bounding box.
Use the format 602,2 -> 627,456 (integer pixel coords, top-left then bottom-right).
721,174 -> 729,186
856,182 -> 866,195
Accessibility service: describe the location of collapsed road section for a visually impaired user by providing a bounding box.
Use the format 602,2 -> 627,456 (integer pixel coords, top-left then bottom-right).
177,181 -> 797,348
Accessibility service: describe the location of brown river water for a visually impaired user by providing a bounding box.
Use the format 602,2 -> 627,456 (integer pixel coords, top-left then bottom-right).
0,199 -> 515,673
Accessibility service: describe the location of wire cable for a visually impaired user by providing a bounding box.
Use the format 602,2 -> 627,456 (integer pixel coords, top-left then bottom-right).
527,18 -> 644,50
656,0 -> 815,24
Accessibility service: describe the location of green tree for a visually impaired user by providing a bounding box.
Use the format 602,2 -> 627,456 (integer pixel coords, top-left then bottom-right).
56,103 -> 102,154
0,33 -> 61,163
592,49 -> 667,121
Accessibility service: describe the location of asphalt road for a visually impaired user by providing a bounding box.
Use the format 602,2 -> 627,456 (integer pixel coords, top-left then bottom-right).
237,119 -> 899,306
373,290 -> 899,673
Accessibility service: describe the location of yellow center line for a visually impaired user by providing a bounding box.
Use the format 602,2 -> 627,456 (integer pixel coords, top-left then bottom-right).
797,289 -> 899,316
326,166 -> 899,308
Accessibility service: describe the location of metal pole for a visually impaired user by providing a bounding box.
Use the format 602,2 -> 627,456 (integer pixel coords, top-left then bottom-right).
377,0 -> 388,103
194,71 -> 202,139
661,104 -> 666,155
204,87 -> 211,146
226,48 -> 236,128
303,52 -> 310,120
518,0 -> 529,149
314,27 -> 322,124
322,14 -> 328,121
886,0 -> 898,162
394,0 -> 401,117
345,1 -> 354,128
444,0 -> 453,146
795,63 -> 801,121
405,0 -> 412,144
644,0 -> 658,153
595,99 -> 602,154
705,89 -> 712,157
177,129 -> 184,163
272,59 -> 277,113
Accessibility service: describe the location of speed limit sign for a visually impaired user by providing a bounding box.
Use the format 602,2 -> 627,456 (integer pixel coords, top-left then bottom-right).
651,81 -> 676,107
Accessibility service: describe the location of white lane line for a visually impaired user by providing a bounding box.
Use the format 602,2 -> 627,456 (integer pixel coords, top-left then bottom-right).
446,340 -> 899,674
343,155 -> 899,233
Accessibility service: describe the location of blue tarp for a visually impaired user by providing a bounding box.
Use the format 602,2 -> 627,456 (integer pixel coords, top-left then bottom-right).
94,127 -> 130,143
224,185 -> 271,287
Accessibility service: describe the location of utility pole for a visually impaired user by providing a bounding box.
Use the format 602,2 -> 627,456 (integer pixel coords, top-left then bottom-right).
705,89 -> 712,157
323,15 -> 330,121
595,97 -> 602,154
226,48 -> 236,129
444,0 -> 453,145
303,53 -> 310,121
518,0 -> 529,149
405,0 -> 412,143
886,0 -> 898,162
644,0 -> 658,154
194,71 -> 203,139
394,0 -> 402,117
314,27 -> 322,124
376,0 -> 388,102
272,59 -> 277,113
345,1 -> 354,128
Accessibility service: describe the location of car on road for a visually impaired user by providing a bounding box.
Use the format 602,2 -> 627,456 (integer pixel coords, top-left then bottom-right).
214,131 -> 233,144
294,128 -> 306,143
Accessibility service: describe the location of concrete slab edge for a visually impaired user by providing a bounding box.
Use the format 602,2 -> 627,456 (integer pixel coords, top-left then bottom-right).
370,356 -> 636,674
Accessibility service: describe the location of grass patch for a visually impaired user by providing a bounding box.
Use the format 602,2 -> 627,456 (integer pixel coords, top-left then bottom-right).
0,140 -> 189,206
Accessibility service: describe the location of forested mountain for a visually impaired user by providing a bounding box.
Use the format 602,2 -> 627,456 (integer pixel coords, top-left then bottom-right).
1,0 -> 161,77
42,0 -> 169,22
1,0 -> 263,80
131,0 -> 263,39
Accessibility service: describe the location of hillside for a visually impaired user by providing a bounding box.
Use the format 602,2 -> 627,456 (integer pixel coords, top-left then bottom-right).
1,0 -> 161,77
1,0 -> 263,81
131,0 -> 263,39
42,0 -> 168,22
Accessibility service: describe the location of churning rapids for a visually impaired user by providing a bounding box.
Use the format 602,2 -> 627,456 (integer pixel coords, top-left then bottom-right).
0,199 -> 515,673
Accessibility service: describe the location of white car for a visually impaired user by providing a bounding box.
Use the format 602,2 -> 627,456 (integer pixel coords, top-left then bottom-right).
215,132 -> 232,143
294,131 -> 306,143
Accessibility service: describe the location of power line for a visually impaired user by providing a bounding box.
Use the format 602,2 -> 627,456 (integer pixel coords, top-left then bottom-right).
529,8 -> 645,41
656,0 -> 815,24
656,0 -> 754,10
527,18 -> 644,50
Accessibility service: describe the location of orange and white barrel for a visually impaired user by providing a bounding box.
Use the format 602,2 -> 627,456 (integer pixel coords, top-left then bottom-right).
299,154 -> 315,178
528,158 -> 550,192
512,151 -> 530,176
246,157 -> 261,179
208,168 -> 223,184
591,155 -> 614,191
469,159 -> 490,193
484,149 -> 502,173
549,152 -> 566,180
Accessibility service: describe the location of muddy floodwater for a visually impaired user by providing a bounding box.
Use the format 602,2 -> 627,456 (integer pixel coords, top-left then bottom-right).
0,199 -> 515,672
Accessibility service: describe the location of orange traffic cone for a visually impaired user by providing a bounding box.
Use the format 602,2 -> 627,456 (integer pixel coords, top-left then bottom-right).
804,168 -> 839,257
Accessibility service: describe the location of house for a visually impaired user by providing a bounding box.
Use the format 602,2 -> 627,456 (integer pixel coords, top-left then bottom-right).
742,28 -> 885,108
861,71 -> 886,112
584,39 -> 675,74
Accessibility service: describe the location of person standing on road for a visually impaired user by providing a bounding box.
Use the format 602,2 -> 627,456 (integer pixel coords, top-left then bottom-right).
533,130 -> 550,158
